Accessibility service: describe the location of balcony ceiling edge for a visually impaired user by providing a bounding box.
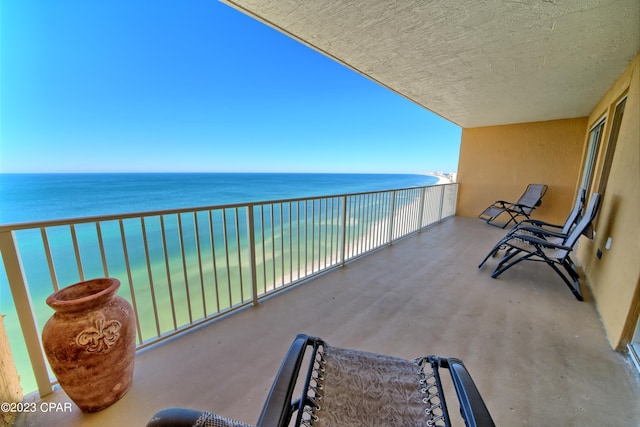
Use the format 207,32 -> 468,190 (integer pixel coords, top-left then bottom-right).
221,0 -> 640,128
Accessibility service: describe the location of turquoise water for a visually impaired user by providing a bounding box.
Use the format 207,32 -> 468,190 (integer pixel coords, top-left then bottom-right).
0,172 -> 438,393
0,173 -> 438,224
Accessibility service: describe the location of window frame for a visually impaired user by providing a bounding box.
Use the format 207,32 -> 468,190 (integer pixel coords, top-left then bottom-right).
580,116 -> 606,195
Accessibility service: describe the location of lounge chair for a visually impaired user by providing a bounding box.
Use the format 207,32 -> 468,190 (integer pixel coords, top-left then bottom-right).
478,188 -> 586,267
147,334 -> 495,427
513,188 -> 586,237
478,184 -> 548,228
479,193 -> 601,301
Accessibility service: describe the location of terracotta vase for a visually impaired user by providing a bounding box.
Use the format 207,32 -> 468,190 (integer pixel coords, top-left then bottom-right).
42,278 -> 136,412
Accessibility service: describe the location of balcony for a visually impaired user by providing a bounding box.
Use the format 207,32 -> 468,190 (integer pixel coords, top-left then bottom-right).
2,1 -> 638,425
11,214 -> 640,426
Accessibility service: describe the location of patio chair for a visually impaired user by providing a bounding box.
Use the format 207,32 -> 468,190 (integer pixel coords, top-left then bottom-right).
478,189 -> 586,267
514,188 -> 586,237
147,334 -> 495,427
478,184 -> 548,228
479,193 -> 601,301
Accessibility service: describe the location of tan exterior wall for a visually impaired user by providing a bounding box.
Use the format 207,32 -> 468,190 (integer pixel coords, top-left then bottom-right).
456,118 -> 587,225
456,54 -> 640,350
576,54 -> 640,350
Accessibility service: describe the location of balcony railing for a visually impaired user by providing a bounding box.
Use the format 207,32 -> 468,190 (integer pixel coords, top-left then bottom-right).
0,183 -> 457,396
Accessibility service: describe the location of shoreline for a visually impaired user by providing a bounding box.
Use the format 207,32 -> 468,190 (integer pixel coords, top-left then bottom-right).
422,173 -> 453,184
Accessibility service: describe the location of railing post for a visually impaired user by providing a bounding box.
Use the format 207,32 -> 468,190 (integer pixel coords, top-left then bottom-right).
246,205 -> 259,306
417,187 -> 426,232
450,184 -> 458,218
387,190 -> 397,244
438,185 -> 445,222
0,230 -> 53,397
340,195 -> 348,267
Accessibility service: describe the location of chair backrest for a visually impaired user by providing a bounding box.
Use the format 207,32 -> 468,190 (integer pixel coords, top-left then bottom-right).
561,188 -> 587,235
563,193 -> 601,249
516,184 -> 548,210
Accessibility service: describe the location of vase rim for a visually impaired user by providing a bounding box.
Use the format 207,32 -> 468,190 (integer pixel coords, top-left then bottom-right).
46,278 -> 121,310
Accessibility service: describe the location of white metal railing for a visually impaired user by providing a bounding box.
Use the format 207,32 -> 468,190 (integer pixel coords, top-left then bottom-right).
0,183 -> 457,396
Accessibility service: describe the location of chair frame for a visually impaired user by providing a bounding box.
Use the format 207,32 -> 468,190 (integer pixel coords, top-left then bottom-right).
147,334 -> 495,427
513,188 -> 586,237
478,188 -> 586,267
258,335 -> 494,427
479,193 -> 601,301
478,184 -> 548,228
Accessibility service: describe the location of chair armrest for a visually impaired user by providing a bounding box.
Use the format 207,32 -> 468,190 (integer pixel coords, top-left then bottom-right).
257,334 -> 319,427
492,200 -> 513,208
509,233 -> 572,251
147,408 -> 254,427
147,408 -> 202,427
514,225 -> 567,239
518,219 -> 563,229
441,359 -> 495,427
510,203 -> 533,213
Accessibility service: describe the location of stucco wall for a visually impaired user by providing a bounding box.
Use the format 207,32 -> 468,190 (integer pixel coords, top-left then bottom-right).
456,118 -> 587,225
456,55 -> 640,350
576,54 -> 640,350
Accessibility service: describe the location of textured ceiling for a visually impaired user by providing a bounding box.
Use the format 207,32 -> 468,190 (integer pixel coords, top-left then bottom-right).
222,0 -> 639,128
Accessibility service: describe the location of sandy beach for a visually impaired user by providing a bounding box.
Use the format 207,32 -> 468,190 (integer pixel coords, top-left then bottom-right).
426,173 -> 452,184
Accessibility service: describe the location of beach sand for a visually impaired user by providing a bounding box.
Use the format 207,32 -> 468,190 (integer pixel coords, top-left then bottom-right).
430,173 -> 452,184
420,172 -> 453,185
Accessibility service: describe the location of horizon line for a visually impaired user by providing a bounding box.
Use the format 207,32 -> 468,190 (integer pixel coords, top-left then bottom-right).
0,170 -> 457,175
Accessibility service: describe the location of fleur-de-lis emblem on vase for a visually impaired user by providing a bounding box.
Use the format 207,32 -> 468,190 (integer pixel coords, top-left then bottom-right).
76,313 -> 121,353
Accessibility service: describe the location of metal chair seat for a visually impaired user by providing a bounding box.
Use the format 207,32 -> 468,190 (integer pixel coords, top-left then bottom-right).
147,334 -> 495,427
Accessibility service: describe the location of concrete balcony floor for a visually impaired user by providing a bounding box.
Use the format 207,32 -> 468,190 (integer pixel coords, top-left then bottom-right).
15,217 -> 640,426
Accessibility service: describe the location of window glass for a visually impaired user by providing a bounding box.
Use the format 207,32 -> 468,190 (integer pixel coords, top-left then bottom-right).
597,97 -> 626,196
580,118 -> 606,194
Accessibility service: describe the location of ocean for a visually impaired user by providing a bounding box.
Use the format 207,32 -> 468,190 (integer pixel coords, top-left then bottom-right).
0,173 -> 439,224
0,172 -> 439,394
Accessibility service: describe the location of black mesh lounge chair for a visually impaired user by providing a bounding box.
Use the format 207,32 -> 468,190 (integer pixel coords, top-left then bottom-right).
478,184 -> 548,228
479,193 -> 600,301
478,188 -> 587,266
513,188 -> 586,238
147,334 -> 495,427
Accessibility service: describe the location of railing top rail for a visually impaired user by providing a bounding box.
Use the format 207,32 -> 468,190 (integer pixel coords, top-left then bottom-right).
0,183 -> 457,232
1,178 -> 457,396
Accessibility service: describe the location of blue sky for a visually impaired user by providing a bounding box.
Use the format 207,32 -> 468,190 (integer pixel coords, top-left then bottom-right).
0,0 -> 461,174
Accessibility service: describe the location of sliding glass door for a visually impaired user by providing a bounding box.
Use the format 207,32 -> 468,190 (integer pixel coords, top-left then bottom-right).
630,318 -> 640,373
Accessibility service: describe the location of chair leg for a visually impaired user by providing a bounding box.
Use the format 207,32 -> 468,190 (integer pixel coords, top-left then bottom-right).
494,246 -> 524,271
491,250 -> 584,301
478,243 -> 504,268
563,256 -> 580,279
549,261 -> 583,301
491,252 -> 534,278
500,211 -> 518,229
502,207 -> 530,229
485,215 -> 508,228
